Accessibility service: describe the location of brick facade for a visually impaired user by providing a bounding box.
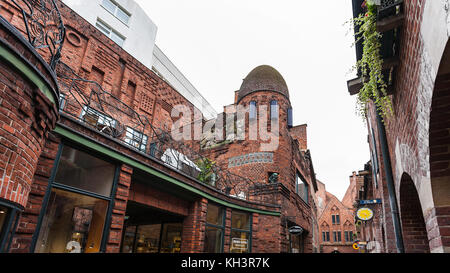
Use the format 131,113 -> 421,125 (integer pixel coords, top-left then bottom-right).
0,0 -> 319,254
352,0 -> 450,253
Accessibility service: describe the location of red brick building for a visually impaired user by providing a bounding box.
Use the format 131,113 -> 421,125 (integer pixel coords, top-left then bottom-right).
0,0 -> 318,253
348,0 -> 450,253
315,180 -> 357,253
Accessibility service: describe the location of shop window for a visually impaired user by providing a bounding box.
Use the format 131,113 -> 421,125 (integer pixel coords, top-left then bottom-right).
0,201 -> 20,253
35,145 -> 117,253
121,223 -> 182,253
204,204 -> 225,253
35,188 -> 109,253
230,210 -> 251,253
54,145 -> 116,197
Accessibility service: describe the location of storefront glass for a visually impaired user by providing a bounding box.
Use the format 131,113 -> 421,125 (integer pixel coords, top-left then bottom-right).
204,203 -> 224,253
121,223 -> 182,253
35,188 -> 108,253
230,210 -> 251,253
35,144 -> 117,253
55,145 -> 116,197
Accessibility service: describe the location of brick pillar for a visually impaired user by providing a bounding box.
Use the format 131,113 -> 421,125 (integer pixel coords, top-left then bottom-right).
9,134 -> 60,253
251,213 -> 259,252
181,198 -> 207,253
105,164 -> 132,253
0,16 -> 59,210
223,207 -> 232,253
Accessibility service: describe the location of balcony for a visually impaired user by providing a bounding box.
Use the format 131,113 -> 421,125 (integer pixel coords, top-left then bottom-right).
348,0 -> 404,96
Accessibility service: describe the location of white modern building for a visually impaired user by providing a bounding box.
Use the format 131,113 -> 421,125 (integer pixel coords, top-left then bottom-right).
62,0 -> 217,120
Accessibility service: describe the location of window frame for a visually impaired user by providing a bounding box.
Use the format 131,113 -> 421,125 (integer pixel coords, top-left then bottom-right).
270,100 -> 279,120
0,199 -> 22,253
229,210 -> 252,253
31,142 -> 120,253
95,18 -> 126,46
101,0 -> 132,25
204,203 -> 226,253
124,127 -> 148,153
295,171 -> 309,204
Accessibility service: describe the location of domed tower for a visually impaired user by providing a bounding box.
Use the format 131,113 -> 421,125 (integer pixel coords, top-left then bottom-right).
226,65 -> 296,194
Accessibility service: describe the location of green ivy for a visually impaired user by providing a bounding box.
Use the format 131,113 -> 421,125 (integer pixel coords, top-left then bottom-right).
352,2 -> 394,123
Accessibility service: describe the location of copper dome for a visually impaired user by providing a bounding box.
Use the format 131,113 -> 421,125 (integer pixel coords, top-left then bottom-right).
237,65 -> 290,103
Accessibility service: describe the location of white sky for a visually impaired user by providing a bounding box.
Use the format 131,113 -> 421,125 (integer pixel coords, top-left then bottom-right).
135,0 -> 370,200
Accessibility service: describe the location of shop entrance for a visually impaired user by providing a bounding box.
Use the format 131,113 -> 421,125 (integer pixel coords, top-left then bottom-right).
120,201 -> 184,253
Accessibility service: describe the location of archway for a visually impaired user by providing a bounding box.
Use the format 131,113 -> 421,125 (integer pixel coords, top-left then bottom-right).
399,173 -> 429,253
429,40 -> 450,253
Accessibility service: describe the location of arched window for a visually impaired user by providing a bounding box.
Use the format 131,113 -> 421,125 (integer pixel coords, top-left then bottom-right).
270,100 -> 278,120
249,101 -> 257,120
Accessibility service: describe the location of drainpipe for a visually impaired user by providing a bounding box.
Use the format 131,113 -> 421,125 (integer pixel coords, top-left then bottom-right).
375,107 -> 405,253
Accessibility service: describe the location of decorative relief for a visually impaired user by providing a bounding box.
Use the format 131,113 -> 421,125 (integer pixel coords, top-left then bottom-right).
228,152 -> 274,168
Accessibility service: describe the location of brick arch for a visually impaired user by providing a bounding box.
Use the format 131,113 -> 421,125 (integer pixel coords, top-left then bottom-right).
399,173 -> 430,253
429,39 -> 450,253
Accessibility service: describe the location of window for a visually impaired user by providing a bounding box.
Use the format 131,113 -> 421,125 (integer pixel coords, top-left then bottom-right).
121,223 -> 182,253
81,106 -> 117,129
124,127 -> 148,152
332,214 -> 340,225
101,0 -> 131,25
337,231 -> 341,242
34,145 -> 117,253
345,231 -> 354,242
333,232 -> 342,242
230,210 -> 251,253
54,145 -> 116,197
296,172 -> 308,203
204,204 -> 225,253
325,232 -> 330,242
287,108 -> 293,128
59,93 -> 66,111
95,19 -> 126,46
249,101 -> 257,120
270,100 -> 278,120
322,231 -> 330,242
0,203 -> 20,253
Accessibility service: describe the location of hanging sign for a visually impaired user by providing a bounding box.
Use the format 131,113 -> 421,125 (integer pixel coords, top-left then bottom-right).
288,226 -> 304,235
356,207 -> 374,221
359,199 -> 382,205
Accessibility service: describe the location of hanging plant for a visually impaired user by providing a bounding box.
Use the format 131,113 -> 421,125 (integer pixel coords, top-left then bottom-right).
351,1 -> 394,123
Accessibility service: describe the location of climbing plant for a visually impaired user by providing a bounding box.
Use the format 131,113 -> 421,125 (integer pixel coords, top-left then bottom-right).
351,1 -> 394,123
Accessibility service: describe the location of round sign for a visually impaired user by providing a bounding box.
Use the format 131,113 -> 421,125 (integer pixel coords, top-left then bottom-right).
357,207 -> 374,221
352,243 -> 360,250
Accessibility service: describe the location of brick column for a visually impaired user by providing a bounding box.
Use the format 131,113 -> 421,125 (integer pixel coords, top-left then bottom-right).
0,17 -> 59,210
9,134 -> 60,253
223,207 -> 232,253
105,164 -> 132,253
181,198 -> 207,253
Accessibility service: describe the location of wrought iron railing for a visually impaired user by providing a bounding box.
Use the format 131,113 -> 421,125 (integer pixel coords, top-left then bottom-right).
56,61 -> 268,204
11,0 -> 65,70
377,0 -> 403,19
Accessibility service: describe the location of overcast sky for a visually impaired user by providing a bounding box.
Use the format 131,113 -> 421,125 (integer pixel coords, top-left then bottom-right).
135,0 -> 370,200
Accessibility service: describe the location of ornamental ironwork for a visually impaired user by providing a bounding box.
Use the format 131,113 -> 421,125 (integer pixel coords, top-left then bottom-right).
11,0 -> 66,70
56,61 -> 270,205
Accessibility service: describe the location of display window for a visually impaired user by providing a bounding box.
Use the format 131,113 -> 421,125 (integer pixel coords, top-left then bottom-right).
34,144 -> 118,253
121,223 -> 182,253
204,203 -> 225,253
0,201 -> 21,253
230,210 -> 251,253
